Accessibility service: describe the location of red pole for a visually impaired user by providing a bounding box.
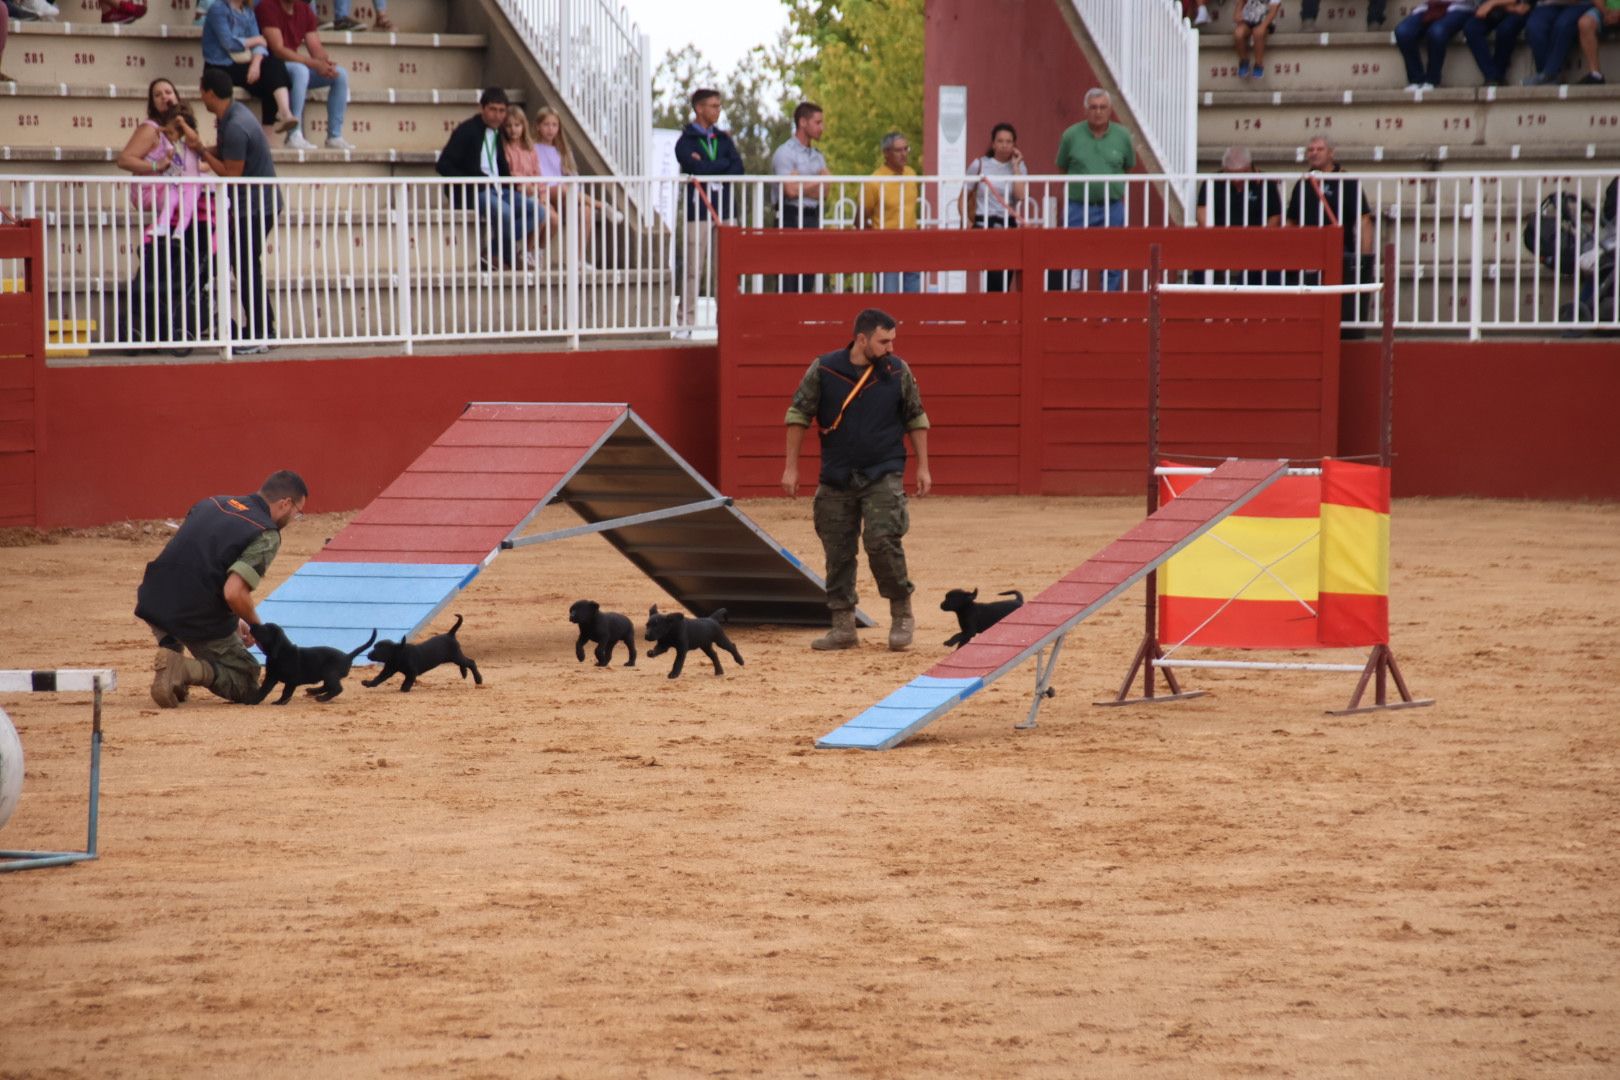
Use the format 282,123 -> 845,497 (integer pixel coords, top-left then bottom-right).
1380,240 -> 1395,469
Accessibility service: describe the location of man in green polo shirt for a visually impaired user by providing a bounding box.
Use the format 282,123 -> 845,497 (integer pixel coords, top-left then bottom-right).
1056,88 -> 1136,292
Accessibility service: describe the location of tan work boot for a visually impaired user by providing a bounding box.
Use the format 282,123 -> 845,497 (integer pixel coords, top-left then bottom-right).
151,649 -> 214,708
811,609 -> 859,651
888,597 -> 915,651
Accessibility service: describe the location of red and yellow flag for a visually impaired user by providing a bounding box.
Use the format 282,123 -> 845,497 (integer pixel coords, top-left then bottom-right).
1317,459 -> 1390,645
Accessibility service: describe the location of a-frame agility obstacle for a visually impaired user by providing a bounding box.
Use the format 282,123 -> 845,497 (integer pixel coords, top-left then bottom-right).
256,403 -> 867,653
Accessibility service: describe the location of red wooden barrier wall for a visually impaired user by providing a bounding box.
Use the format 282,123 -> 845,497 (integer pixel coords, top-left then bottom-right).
0,219 -> 45,527
716,225 -> 1344,497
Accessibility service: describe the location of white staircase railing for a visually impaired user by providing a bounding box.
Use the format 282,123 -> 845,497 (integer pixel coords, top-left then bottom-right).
492,0 -> 652,177
1066,0 -> 1200,197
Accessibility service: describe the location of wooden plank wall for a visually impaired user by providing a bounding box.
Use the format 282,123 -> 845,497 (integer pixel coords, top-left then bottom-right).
716,225 -> 1343,498
0,220 -> 44,527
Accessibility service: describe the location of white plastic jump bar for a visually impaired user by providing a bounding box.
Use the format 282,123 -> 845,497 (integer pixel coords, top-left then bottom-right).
1156,466 -> 1322,477
0,670 -> 119,693
1157,282 -> 1385,295
1153,659 -> 1365,673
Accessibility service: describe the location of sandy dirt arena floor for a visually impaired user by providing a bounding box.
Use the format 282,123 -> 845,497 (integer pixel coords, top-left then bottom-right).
0,494 -> 1617,1078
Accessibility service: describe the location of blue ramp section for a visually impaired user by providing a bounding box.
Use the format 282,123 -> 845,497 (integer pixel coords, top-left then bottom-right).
254,562 -> 482,657
815,676 -> 983,750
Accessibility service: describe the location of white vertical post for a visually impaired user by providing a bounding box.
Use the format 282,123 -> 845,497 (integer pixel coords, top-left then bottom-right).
394,181 -> 414,354
936,84 -> 968,294
565,180 -> 581,349
1468,174 -> 1484,341
559,0 -> 573,101
215,181 -> 233,359
638,30 -> 653,177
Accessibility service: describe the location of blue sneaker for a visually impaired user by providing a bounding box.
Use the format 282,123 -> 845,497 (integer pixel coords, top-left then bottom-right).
1238,60 -> 1252,78
1251,65 -> 1265,81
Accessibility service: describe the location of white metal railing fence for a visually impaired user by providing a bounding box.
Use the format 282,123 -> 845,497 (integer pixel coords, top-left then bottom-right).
1066,0 -> 1200,185
5,169 -> 1616,357
493,0 -> 652,177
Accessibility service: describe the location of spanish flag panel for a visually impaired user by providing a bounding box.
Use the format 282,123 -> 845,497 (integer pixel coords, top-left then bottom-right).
1158,466 -> 1323,649
1318,459 -> 1391,646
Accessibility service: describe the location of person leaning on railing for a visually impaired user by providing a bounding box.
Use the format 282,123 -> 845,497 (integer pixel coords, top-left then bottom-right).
675,88 -> 743,335
771,101 -> 831,294
1196,145 -> 1283,286
1285,134 -> 1375,332
1056,88 -> 1134,292
861,131 -> 923,294
959,122 -> 1028,293
114,77 -> 215,356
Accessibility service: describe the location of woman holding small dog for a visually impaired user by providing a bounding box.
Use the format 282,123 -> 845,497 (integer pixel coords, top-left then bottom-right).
782,308 -> 931,652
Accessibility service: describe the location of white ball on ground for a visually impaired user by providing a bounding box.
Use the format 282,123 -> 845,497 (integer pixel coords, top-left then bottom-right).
0,705 -> 22,832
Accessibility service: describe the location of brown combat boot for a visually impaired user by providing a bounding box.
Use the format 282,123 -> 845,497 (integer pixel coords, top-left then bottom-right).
811,609 -> 859,651
888,596 -> 915,651
151,648 -> 214,708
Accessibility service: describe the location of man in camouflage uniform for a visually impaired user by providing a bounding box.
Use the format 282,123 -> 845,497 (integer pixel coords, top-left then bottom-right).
134,469 -> 308,707
782,308 -> 932,650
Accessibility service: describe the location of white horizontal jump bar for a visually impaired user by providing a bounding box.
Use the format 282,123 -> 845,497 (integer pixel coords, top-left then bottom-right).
1152,659 -> 1365,673
1157,283 -> 1384,295
0,669 -> 119,693
1157,467 -> 1322,477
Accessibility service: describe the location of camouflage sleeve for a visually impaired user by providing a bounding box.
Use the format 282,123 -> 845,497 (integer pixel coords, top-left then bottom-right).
900,365 -> 930,432
784,358 -> 822,427
228,529 -> 281,590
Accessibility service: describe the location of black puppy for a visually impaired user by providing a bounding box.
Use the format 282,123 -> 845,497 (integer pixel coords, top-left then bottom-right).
250,623 -> 377,704
568,599 -> 637,667
363,613 -> 483,692
643,604 -> 744,679
940,588 -> 1025,649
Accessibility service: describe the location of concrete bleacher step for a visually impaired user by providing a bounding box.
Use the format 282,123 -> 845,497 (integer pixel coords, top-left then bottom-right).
1194,2 -> 1395,35
1201,85 -> 1620,149
50,0 -> 446,33
1197,33 -> 1620,92
0,146 -> 441,177
3,22 -> 486,92
1199,143 -> 1616,169
0,85 -> 523,154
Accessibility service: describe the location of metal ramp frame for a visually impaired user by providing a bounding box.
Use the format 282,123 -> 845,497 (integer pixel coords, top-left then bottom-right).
815,460 -> 1290,750
257,403 -> 866,656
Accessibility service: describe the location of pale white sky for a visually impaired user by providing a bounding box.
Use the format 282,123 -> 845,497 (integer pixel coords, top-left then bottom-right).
618,0 -> 791,76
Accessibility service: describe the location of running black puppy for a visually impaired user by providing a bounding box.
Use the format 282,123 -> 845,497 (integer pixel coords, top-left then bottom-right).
643,604 -> 744,679
940,588 -> 1025,649
568,599 -> 637,667
250,623 -> 377,704
363,613 -> 483,692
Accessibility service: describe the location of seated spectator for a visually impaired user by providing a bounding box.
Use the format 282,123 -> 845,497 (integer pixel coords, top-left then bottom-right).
256,0 -> 352,150
114,77 -> 214,354
435,88 -> 540,270
1184,0 -> 1215,26
203,0 -> 297,133
532,106 -> 619,265
10,0 -> 63,24
1234,0 -> 1282,81
960,122 -> 1027,292
323,0 -> 392,33
862,131 -> 923,293
498,109 -> 549,267
1572,1 -> 1618,83
1523,0 -> 1598,84
1463,0 -> 1535,85
1396,1 -> 1480,90
98,0 -> 145,23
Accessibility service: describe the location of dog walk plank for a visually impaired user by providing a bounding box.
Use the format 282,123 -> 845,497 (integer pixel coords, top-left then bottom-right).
818,459 -> 1290,750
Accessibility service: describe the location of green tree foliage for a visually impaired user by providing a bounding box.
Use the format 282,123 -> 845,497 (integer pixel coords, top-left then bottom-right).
784,0 -> 925,176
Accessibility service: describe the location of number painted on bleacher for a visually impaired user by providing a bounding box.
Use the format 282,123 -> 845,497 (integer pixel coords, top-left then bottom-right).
1516,113 -> 1547,127
78,0 -> 97,10
175,55 -> 196,69
398,120 -> 417,133
1591,115 -> 1619,128
1303,116 -> 1333,129
1374,117 -> 1404,130
1270,63 -> 1301,75
351,120 -> 371,134
1350,63 -> 1381,76
18,115 -> 42,127
127,56 -> 147,68
75,53 -> 96,65
121,116 -> 138,128
23,52 -> 44,64
1441,117 -> 1472,131
444,120 -> 459,132
1324,6 -> 1360,16
398,62 -> 418,75
72,116 -> 94,129
351,59 -> 372,74
170,0 -> 193,9
1232,118 -> 1264,131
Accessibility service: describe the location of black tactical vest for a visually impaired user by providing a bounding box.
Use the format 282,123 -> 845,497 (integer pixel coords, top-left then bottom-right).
134,492 -> 276,641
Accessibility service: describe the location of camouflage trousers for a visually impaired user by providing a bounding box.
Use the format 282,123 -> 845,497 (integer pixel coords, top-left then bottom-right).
812,470 -> 914,612
149,623 -> 261,704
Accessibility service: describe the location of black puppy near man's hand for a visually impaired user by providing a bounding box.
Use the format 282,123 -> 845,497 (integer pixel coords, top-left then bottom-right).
363,613 -> 483,692
250,623 -> 377,704
568,599 -> 637,667
643,604 -> 744,679
940,588 -> 1025,649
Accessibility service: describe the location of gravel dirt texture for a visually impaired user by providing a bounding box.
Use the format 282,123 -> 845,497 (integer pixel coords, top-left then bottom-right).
1,495 -> 1616,1078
